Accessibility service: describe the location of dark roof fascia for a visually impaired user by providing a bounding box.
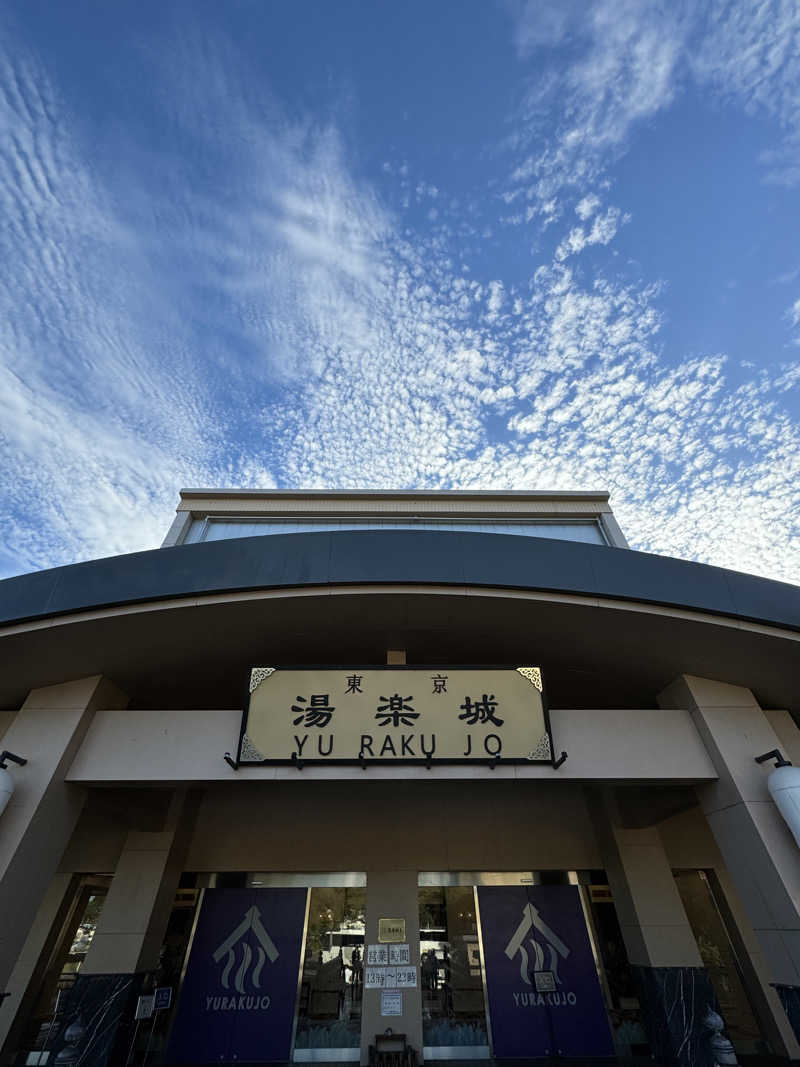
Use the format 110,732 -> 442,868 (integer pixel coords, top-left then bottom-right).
0,529 -> 798,635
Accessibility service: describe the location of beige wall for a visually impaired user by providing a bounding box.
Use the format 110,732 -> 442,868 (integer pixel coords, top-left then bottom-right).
0,710 -> 17,743
175,491 -> 615,519
659,805 -> 723,869
58,782 -> 730,879
58,806 -> 128,874
66,707 -> 716,785
182,780 -> 599,872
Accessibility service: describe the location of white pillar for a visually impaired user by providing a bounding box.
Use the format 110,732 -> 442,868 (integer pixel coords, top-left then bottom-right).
659,674 -> 800,1046
359,870 -> 423,1066
590,789 -> 716,1067
0,677 -> 126,994
0,873 -> 73,1061
80,789 -> 199,975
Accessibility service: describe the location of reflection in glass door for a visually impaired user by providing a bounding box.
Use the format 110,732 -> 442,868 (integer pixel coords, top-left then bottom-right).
293,886 -> 366,1060
12,875 -> 110,1066
418,886 -> 490,1058
674,870 -> 770,1056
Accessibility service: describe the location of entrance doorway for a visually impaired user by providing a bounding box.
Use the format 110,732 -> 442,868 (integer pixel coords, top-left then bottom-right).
167,873 -> 366,1064
418,873 -> 616,1060
293,884 -> 366,1060
418,885 -> 490,1057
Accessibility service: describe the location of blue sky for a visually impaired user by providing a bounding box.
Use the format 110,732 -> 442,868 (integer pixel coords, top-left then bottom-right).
1,0 -> 798,583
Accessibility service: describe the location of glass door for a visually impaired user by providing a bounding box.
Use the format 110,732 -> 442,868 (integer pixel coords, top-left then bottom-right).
418,886 -> 491,1058
293,886 -> 366,1061
674,870 -> 770,1056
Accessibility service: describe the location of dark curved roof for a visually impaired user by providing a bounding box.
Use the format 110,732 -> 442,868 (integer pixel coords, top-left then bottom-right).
1,529 -> 798,633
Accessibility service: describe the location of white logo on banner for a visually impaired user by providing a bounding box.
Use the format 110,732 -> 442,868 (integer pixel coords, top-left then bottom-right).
212,906 -> 279,993
504,901 -> 570,985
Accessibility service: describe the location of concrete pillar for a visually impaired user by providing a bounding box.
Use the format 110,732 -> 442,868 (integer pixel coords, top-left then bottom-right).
659,675 -> 800,1044
81,790 -> 198,974
0,873 -> 73,1062
360,870 -> 422,1066
0,677 -> 127,995
590,790 -> 717,1067
47,790 -> 199,1067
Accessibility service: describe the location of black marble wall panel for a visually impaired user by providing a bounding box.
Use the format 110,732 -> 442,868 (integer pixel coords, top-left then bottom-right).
632,965 -> 734,1067
49,973 -> 140,1067
774,984 -> 800,1045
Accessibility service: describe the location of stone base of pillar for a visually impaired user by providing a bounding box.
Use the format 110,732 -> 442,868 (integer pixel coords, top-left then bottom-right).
49,973 -> 142,1067
632,965 -> 726,1067
774,985 -> 800,1045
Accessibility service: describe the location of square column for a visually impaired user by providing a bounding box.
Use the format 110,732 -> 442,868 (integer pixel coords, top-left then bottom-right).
590,790 -> 721,1067
659,675 -> 800,1045
0,873 -> 73,1062
47,790 -> 199,1067
0,677 -> 126,995
360,870 -> 423,1066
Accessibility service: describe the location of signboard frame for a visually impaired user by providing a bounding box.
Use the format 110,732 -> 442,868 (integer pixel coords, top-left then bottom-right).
234,664 -> 559,769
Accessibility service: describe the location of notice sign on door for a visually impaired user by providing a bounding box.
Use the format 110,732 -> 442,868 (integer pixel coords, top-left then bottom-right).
238,666 -> 552,765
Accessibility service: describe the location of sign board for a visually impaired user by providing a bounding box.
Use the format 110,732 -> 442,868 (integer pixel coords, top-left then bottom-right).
154,987 -> 172,1011
381,991 -> 403,1017
135,995 -> 155,1020
238,666 -> 552,765
166,888 -> 306,1064
378,918 -> 406,943
389,944 -> 410,965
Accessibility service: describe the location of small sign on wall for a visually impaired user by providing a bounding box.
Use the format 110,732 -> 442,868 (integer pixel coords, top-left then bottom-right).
154,987 -> 172,1011
378,918 -> 406,943
381,991 -> 403,1017
135,995 -> 155,1020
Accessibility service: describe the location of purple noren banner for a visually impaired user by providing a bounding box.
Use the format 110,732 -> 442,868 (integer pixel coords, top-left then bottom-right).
167,888 -> 307,1063
478,885 -> 614,1058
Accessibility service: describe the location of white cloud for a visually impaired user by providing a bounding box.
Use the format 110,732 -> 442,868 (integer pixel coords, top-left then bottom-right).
505,0 -> 800,217
505,0 -> 686,213
554,206 -> 628,260
787,297 -> 800,344
575,194 -> 601,220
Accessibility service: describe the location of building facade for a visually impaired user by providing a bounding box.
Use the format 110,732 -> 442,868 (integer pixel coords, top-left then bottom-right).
1,490 -> 800,1067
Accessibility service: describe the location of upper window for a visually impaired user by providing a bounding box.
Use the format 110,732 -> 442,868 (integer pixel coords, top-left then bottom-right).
182,517 -> 608,546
